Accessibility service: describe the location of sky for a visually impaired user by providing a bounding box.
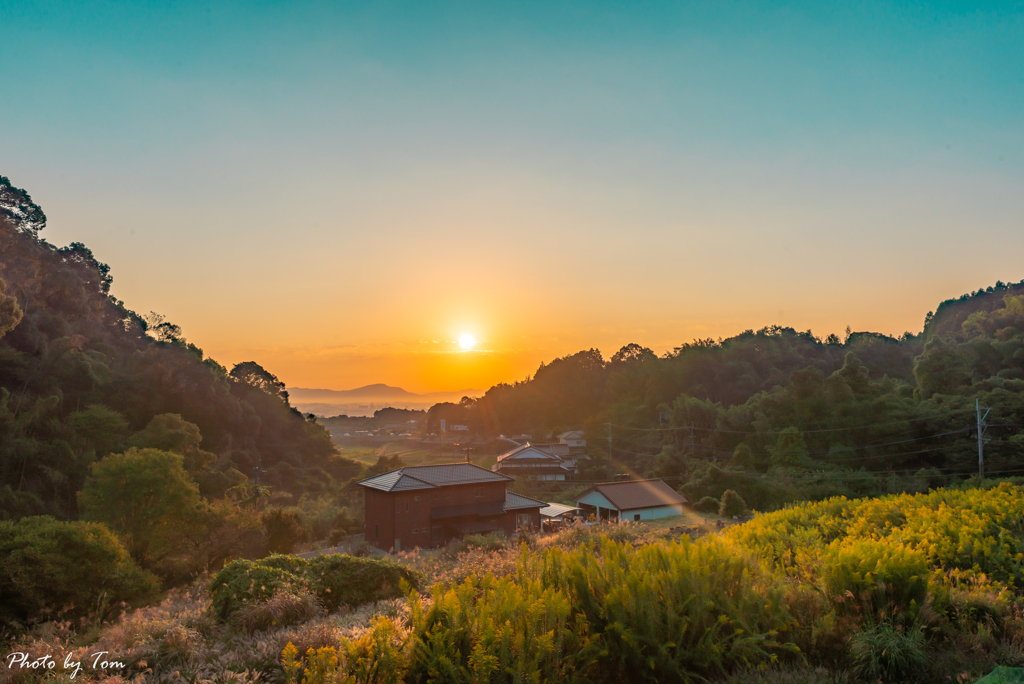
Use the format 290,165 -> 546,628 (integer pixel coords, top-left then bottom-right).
2,0 -> 1023,394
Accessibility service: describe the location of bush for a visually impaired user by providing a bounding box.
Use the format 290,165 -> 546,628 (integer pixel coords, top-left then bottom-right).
0,516 -> 158,632
823,540 -> 929,619
209,558 -> 307,622
694,496 -> 720,513
209,553 -> 420,622
459,531 -> 507,552
306,554 -> 419,612
682,464 -> 795,511
720,489 -> 748,517
263,507 -> 308,555
849,619 -> 927,682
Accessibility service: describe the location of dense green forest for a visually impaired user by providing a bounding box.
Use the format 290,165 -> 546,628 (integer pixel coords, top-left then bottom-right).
440,279 -> 1024,505
0,176 -> 363,592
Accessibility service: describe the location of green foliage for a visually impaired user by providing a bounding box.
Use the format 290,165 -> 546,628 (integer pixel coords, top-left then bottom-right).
536,537 -> 796,682
0,516 -> 158,631
0,202 -> 360,521
282,616 -> 409,684
209,553 -> 420,623
694,496 -> 720,513
769,428 -> 809,468
209,558 -> 310,622
456,531 -> 507,553
128,413 -> 215,474
720,489 -> 749,517
306,554 -> 419,612
69,404 -> 129,457
0,277 -> 23,339
823,540 -> 928,618
849,618 -> 927,683
684,465 -> 793,511
263,507 -> 308,554
406,573 -> 599,684
78,447 -> 202,565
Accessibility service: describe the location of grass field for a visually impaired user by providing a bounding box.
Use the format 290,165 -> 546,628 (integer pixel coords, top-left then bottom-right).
336,443 -> 482,468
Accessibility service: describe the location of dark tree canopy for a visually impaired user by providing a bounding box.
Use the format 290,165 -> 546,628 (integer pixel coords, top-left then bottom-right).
0,175 -> 46,237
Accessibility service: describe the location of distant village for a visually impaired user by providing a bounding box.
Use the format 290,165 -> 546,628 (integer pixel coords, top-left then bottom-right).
326,411 -> 687,553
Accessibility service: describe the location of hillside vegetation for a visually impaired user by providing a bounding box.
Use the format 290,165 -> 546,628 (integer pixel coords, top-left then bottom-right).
436,280 -> 1024,509
8,484 -> 1024,683
0,176 -> 363,599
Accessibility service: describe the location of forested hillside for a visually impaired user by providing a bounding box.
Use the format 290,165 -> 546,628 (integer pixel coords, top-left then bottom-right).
441,279 -> 1024,505
0,177 -> 361,522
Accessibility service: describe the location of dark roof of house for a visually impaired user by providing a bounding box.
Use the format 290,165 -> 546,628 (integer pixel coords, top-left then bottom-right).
495,443 -> 566,464
493,462 -> 572,472
505,491 -> 547,511
358,463 -> 511,492
575,479 -> 687,511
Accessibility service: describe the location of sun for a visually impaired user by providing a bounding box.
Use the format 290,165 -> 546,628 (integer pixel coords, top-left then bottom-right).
458,333 -> 477,350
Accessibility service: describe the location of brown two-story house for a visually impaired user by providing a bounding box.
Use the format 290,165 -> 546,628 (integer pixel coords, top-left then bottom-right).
358,463 -> 544,552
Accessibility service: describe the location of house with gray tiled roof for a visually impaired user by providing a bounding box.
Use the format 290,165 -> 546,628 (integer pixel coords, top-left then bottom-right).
358,463 -> 544,552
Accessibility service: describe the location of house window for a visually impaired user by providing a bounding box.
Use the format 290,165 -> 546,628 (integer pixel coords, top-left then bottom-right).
406,499 -> 411,512
516,513 -> 532,529
634,514 -> 641,522
475,487 -> 483,498
414,495 -> 421,502
395,500 -> 401,515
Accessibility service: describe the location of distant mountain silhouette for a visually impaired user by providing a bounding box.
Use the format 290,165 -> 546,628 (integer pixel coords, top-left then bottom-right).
287,385 -> 483,416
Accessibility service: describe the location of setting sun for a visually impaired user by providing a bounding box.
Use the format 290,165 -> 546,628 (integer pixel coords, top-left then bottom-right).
458,333 -> 477,350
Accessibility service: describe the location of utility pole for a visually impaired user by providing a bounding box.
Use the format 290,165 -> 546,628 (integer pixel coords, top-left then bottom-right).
977,399 -> 991,479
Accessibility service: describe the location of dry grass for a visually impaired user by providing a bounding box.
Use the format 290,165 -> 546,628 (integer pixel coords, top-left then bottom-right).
2,521 -> 726,684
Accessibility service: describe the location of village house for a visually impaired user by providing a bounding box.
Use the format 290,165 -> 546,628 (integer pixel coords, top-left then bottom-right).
557,430 -> 586,448
358,463 -> 544,552
491,443 -> 575,480
575,479 -> 687,522
492,432 -> 590,480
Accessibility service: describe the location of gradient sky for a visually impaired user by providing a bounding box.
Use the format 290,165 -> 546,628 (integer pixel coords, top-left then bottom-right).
2,1 -> 1023,393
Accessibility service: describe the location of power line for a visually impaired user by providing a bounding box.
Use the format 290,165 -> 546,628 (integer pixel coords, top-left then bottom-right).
608,427 -> 972,459
608,408 -> 980,435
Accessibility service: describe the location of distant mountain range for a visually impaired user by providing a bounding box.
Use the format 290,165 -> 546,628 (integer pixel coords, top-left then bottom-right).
287,384 -> 483,417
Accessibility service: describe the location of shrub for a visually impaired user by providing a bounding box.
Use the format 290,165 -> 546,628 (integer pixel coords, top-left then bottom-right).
209,558 -> 307,622
532,537 -> 796,682
0,516 -> 158,632
263,507 -> 308,554
459,531 -> 506,552
210,554 -> 420,622
683,464 -> 795,510
849,619 -> 927,682
694,496 -> 720,513
305,554 -> 419,612
282,616 -> 408,684
823,540 -> 929,619
406,574 -> 599,684
78,447 -> 204,566
720,489 -> 748,517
